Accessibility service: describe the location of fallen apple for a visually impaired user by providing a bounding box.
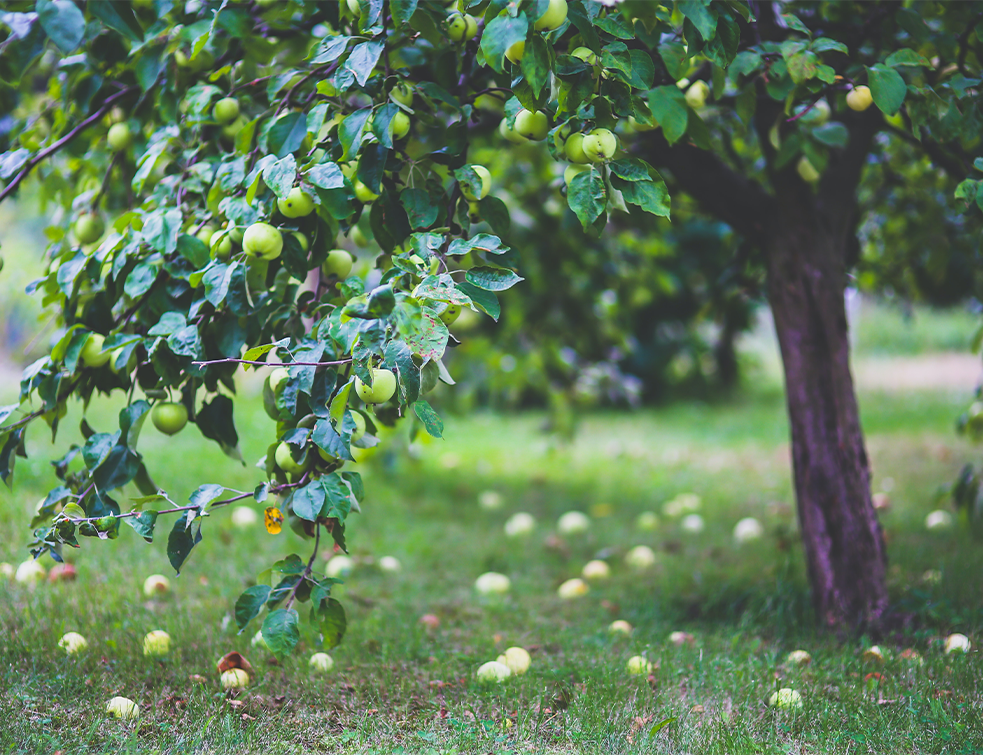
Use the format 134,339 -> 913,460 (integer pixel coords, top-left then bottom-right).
504,512 -> 535,537
608,620 -> 633,636
663,493 -> 701,517
557,510 -> 591,536
143,629 -> 172,657
221,668 -> 250,690
14,559 -> 46,584
581,560 -> 610,581
925,510 -> 953,530
326,555 -> 354,579
669,631 -> 695,647
626,655 -> 652,675
106,696 -> 140,719
309,652 -> 334,672
635,511 -> 659,531
681,514 -> 705,533
944,633 -> 971,654
48,562 -> 77,582
496,646 -> 531,675
0,562 -> 15,579
768,688 -> 802,710
474,571 -> 510,595
142,574 -> 170,598
733,517 -> 763,543
862,645 -> 885,664
59,631 -> 88,654
378,555 -> 401,572
557,577 -> 589,600
786,649 -> 812,666
479,490 -> 503,510
625,545 -> 656,570
476,660 -> 512,683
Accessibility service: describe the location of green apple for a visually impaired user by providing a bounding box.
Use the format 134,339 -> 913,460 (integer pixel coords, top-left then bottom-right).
571,46 -> 598,65
107,123 -> 133,152
211,233 -> 233,260
74,213 -> 104,244
58,631 -> 88,654
228,225 -> 244,245
195,224 -> 216,246
626,655 -> 653,675
322,249 -> 354,279
347,0 -> 361,15
797,156 -> 820,183
564,163 -> 590,187
243,222 -> 283,260
152,402 -> 188,435
277,187 -> 315,218
349,411 -> 366,442
106,697 -> 139,719
351,225 -> 369,246
514,109 -> 549,140
445,12 -> 478,41
582,128 -> 617,162
353,179 -> 380,203
143,629 -> 171,656
213,97 -> 240,124
291,232 -> 308,253
846,85 -> 873,111
275,441 -> 309,475
220,668 -> 250,690
685,80 -> 710,109
505,40 -> 525,64
440,304 -> 461,325
476,661 -> 512,683
390,111 -> 410,140
309,652 -> 334,672
80,333 -> 110,368
391,81 -> 413,106
143,574 -> 170,597
564,133 -> 590,164
221,116 -> 246,141
499,119 -> 528,144
355,368 -> 397,404
461,165 -> 491,200
534,0 -> 568,30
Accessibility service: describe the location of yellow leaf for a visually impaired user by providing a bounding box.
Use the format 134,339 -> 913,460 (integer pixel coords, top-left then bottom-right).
264,506 -> 283,534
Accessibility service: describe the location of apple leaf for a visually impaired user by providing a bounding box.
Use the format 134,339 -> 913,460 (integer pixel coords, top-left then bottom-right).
413,399 -> 443,439
314,597 -> 347,650
234,585 -> 271,631
262,608 -> 300,660
866,64 -> 907,116
480,13 -> 529,74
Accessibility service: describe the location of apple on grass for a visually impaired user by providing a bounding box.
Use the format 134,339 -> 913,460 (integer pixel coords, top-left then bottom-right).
59,632 -> 88,654
581,560 -> 610,581
355,368 -> 397,404
474,571 -> 510,595
143,630 -> 171,657
378,555 -> 401,572
325,555 -> 354,579
557,510 -> 590,535
635,511 -> 659,531
625,545 -> 656,570
479,490 -> 503,510
733,517 -> 763,543
221,668 -> 250,690
106,696 -> 140,719
152,402 -> 188,435
945,633 -> 971,654
786,650 -> 812,666
476,661 -> 512,683
310,652 -> 334,672
48,562 -> 76,583
504,512 -> 535,537
627,655 -> 652,675
768,688 -> 803,710
143,574 -> 170,598
15,559 -> 46,584
557,577 -> 589,599
608,620 -> 633,636
496,646 -> 531,675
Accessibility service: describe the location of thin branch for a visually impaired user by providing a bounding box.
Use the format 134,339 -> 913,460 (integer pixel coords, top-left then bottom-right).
285,521 -> 321,612
193,357 -> 353,368
91,151 -> 123,211
1,408 -> 47,432
0,86 -> 137,204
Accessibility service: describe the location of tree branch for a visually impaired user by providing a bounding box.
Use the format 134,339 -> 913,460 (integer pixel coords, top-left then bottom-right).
193,357 -> 353,368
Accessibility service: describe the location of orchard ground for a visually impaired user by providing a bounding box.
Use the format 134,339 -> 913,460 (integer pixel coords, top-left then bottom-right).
2,302 -> 983,754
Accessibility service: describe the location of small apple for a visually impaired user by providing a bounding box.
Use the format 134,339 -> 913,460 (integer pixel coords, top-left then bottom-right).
152,402 -> 188,436
571,46 -> 598,66
309,652 -> 334,672
797,156 -> 820,183
557,511 -> 590,535
143,574 -> 171,598
391,81 -> 414,106
220,668 -> 250,690
582,128 -> 617,163
581,560 -> 610,580
231,506 -> 258,528
106,696 -> 140,719
476,660 -> 511,683
213,97 -> 240,125
504,512 -> 535,537
59,631 -> 88,654
15,559 -> 46,584
496,646 -> 531,675
626,655 -> 652,675
74,212 -> 105,244
733,517 -> 764,543
390,111 -> 410,140
945,633 -> 971,654
439,304 -> 461,325
325,554 -> 354,578
557,577 -> 589,599
862,645 -> 885,664
635,511 -> 659,531
564,133 -> 590,164
846,85 -> 873,112
275,441 -> 309,475
786,650 -> 812,666
419,613 -> 440,630
514,109 -> 549,140
505,40 -> 525,64
478,490 -> 502,510
210,233 -> 233,260
445,12 -> 478,42
228,225 -> 244,245
925,510 -> 953,530
351,225 -> 369,246
474,571 -> 510,594
625,545 -> 656,570
685,80 -> 710,109
277,187 -> 315,218
499,118 -> 528,144
355,368 -> 397,404
48,562 -> 76,582
80,333 -> 110,368
107,123 -> 133,152
461,164 -> 491,200
669,631 -> 695,647
0,563 -> 14,580
143,629 -> 172,657
608,620 -> 633,636
243,222 -> 284,260
534,0 -> 568,31
768,688 -> 803,710
564,164 -> 591,188
681,514 -> 705,533
195,225 -> 216,246
353,179 -> 380,203
222,116 -> 246,141
378,555 -> 401,572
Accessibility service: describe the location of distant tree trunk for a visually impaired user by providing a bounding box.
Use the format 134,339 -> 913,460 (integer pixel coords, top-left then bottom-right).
765,215 -> 888,629
714,314 -> 740,389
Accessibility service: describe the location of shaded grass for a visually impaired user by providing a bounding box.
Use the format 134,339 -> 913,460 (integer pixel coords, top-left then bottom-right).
2,382 -> 983,753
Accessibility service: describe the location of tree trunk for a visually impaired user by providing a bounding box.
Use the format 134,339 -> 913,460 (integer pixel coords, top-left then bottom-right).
765,216 -> 888,630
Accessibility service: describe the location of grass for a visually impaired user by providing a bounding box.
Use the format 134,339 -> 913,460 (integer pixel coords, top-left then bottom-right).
2,381 -> 983,753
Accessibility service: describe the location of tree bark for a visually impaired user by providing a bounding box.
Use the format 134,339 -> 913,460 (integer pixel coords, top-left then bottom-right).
765,209 -> 888,629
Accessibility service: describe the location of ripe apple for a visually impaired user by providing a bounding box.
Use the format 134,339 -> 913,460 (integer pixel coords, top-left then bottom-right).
228,225 -> 244,245
48,562 -> 76,582
309,652 -> 334,672
582,128 -> 617,162
378,555 -> 401,572
213,97 -> 240,125
626,655 -> 652,675
143,574 -> 171,598
275,441 -> 309,475
768,688 -> 802,709
106,696 -> 140,719
625,545 -> 656,570
277,187 -> 315,218
59,631 -> 88,654
669,631 -> 695,647
15,559 -> 46,584
107,123 -> 133,152
608,620 -> 633,636
514,109 -> 549,140
846,85 -> 873,112
80,333 -> 110,368
786,650 -> 812,666
355,368 -> 397,404
571,46 -> 598,66
326,554 -> 354,578
74,212 -> 104,244
439,304 -> 461,325
496,646 -> 531,675
564,164 -> 590,188
231,506 -> 258,528
581,560 -> 610,580
505,40 -> 525,64
390,111 -> 410,140
534,0 -> 568,30
461,164 -> 491,200
564,133 -> 590,164
445,12 -> 478,42
391,81 -> 413,106
945,633 -> 971,654
419,613 -> 440,630
220,668 -> 250,690
476,660 -> 511,683
733,517 -> 764,543
152,402 -> 188,435
797,156 -> 820,183
499,118 -> 528,144
685,80 -> 710,109
504,511 -> 535,537
474,571 -> 510,594
557,510 -> 590,535
143,629 -> 172,657
243,222 -> 284,260
557,577 -> 589,599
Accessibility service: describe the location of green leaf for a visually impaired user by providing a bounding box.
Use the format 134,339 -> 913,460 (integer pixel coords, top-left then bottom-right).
314,597 -> 347,649
118,400 -> 151,449
312,419 -> 353,462
810,37 -> 848,55
310,35 -> 352,64
262,608 -> 300,660
786,51 -> 818,84
89,0 -> 143,42
320,473 -> 353,521
659,41 -> 689,81
480,12 -> 529,74
730,50 -> 762,79
678,0 -> 717,42
384,340 -> 420,405
568,169 -> 606,229
339,108 -> 371,161
412,399 -> 443,438
36,0 -> 85,53
609,158 -> 653,182
307,161 -> 345,190
811,122 -> 849,148
235,585 -> 272,631
520,34 -> 551,98
123,511 -> 158,543
780,12 -> 810,35
177,234 -> 210,269
196,395 -> 243,463
612,177 -> 671,219
400,188 -> 438,230
267,112 -> 307,158
446,233 -> 509,256
345,40 -> 384,87
867,64 -> 907,116
391,0 -> 418,28
456,281 -> 500,321
166,512 -> 202,574
884,49 -> 931,68
464,267 -> 524,291
263,155 -> 297,199
648,86 -> 688,145
292,481 -> 327,521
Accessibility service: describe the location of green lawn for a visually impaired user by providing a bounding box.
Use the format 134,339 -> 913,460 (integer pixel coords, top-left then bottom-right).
2,380 -> 983,753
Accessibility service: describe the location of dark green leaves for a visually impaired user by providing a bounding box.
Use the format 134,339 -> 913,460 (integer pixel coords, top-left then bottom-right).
867,65 -> 907,116
235,585 -> 272,631
413,399 -> 443,438
480,13 -> 529,74
648,86 -> 688,145
123,511 -> 158,542
36,0 -> 84,53
89,1 -> 144,42
167,512 -> 202,574
267,113 -> 307,158
568,168 -> 606,229
262,608 -> 300,660
465,267 -> 523,291
314,598 -> 347,649
345,41 -> 384,87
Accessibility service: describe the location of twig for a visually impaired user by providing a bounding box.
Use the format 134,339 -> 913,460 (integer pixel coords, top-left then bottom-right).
0,86 -> 137,204
1,408 -> 47,432
91,151 -> 123,211
193,357 -> 353,368
285,521 -> 321,611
